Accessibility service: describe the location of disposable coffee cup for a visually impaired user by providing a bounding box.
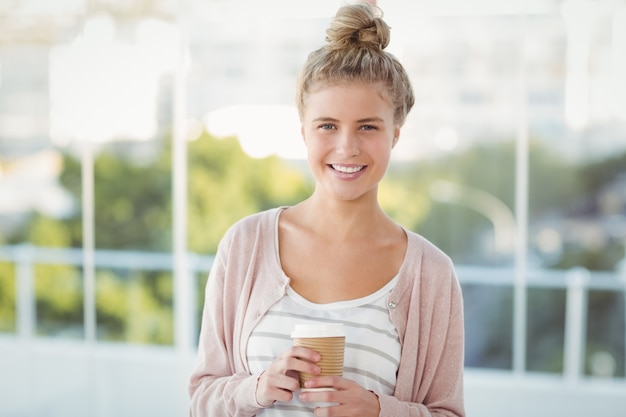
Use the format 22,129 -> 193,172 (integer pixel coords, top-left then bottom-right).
291,323 -> 345,388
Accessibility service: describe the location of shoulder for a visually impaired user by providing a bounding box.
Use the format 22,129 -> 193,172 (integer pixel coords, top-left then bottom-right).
395,229 -> 459,297
214,207 -> 285,260
221,207 -> 284,243
404,229 -> 455,271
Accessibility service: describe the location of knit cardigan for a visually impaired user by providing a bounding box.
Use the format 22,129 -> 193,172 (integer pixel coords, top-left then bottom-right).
189,207 -> 465,417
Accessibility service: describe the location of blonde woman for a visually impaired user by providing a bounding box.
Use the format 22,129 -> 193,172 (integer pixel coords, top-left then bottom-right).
189,3 -> 465,416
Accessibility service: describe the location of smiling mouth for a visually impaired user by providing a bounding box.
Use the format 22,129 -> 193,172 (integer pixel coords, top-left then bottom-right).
330,164 -> 366,173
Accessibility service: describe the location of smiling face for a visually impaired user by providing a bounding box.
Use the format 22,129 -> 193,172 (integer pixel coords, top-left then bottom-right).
301,81 -> 400,203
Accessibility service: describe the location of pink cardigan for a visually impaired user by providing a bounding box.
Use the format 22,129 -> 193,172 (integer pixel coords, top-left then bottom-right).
189,207 -> 465,416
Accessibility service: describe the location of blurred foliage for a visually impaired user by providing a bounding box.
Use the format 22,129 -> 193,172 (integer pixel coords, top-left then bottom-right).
194,271 -> 210,346
56,140 -> 173,251
557,245 -> 626,272
96,269 -> 173,345
35,132 -> 312,253
394,139 -> 584,264
580,152 -> 626,193
0,262 -> 16,332
28,216 -> 74,247
186,132 -> 310,254
35,264 -> 83,337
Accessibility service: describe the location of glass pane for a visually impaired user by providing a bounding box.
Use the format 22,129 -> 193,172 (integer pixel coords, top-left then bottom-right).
527,3 -> 626,378
0,5 -> 179,343
586,290 -> 625,378
462,283 -> 514,370
526,287 -> 566,373
390,13 -> 523,372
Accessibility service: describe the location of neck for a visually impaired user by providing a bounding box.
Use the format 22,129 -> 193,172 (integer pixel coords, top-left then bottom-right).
296,192 -> 392,240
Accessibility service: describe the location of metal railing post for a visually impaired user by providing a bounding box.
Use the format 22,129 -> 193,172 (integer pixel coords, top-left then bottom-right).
513,12 -> 529,376
81,140 -> 97,345
15,244 -> 36,340
617,244 -> 626,379
172,8 -> 193,415
563,267 -> 589,383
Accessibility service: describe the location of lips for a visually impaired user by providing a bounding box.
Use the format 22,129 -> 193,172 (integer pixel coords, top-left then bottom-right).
330,164 -> 365,173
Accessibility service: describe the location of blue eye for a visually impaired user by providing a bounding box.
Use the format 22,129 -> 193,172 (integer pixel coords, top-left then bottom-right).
319,123 -> 335,130
360,125 -> 377,131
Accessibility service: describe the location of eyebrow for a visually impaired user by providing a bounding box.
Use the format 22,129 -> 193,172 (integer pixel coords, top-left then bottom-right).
312,117 -> 384,123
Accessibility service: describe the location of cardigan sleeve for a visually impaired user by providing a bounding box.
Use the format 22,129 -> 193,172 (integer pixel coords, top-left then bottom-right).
380,241 -> 465,417
188,234 -> 263,417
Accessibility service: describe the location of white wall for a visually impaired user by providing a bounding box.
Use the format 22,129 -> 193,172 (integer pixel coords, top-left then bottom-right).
0,338 -> 194,417
2,337 -> 625,417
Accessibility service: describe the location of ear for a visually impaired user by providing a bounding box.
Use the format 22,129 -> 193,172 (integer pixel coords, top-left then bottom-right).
300,125 -> 307,143
392,127 -> 401,148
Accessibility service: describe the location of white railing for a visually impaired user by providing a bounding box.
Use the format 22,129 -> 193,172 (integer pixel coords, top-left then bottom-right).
458,263 -> 626,382
1,244 -> 213,345
1,244 -> 625,417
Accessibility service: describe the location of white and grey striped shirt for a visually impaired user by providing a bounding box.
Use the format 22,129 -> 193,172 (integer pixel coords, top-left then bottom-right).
247,276 -> 401,416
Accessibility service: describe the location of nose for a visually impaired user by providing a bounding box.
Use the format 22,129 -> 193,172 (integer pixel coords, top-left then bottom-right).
335,131 -> 360,157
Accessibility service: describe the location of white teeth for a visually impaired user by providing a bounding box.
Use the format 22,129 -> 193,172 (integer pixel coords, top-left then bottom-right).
331,164 -> 364,173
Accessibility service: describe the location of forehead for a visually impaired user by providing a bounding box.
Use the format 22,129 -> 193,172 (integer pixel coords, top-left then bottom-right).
304,81 -> 392,115
308,80 -> 389,99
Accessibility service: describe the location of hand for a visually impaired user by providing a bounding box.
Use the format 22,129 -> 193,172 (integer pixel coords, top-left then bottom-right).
255,346 -> 322,407
298,376 -> 381,417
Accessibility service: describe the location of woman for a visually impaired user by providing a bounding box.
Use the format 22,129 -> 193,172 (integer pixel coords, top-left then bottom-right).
189,3 -> 465,416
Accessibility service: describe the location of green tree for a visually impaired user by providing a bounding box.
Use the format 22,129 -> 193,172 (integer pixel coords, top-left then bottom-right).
55,140 -> 172,251
395,139 -> 583,264
0,262 -> 16,333
187,132 -> 311,253
580,152 -> 626,193
47,132 -> 312,253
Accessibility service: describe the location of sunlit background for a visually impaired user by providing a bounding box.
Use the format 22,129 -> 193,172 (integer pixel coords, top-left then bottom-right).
0,0 -> 625,416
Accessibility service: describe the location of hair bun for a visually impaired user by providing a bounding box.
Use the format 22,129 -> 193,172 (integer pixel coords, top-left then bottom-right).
325,3 -> 390,51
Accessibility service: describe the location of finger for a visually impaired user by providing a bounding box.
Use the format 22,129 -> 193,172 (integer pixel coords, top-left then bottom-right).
270,354 -> 317,377
299,387 -> 339,403
263,368 -> 301,392
303,375 -> 344,390
289,346 -> 322,363
257,372 -> 300,404
290,358 -> 322,378
278,353 -> 321,377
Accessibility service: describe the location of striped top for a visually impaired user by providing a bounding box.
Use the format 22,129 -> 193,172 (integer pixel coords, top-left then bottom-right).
247,276 -> 401,416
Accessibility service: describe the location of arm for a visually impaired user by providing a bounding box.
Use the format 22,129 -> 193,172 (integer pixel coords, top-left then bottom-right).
381,263 -> 466,417
188,248 -> 262,417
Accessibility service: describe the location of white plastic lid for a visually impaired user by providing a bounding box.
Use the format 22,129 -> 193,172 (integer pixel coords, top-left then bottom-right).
291,323 -> 345,338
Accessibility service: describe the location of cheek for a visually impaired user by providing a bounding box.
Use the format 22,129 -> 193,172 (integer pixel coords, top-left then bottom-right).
374,144 -> 394,168
303,135 -> 327,155
304,140 -> 323,163
371,140 -> 394,156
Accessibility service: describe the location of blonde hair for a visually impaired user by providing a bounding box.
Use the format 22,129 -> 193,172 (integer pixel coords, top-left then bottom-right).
296,2 -> 415,126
